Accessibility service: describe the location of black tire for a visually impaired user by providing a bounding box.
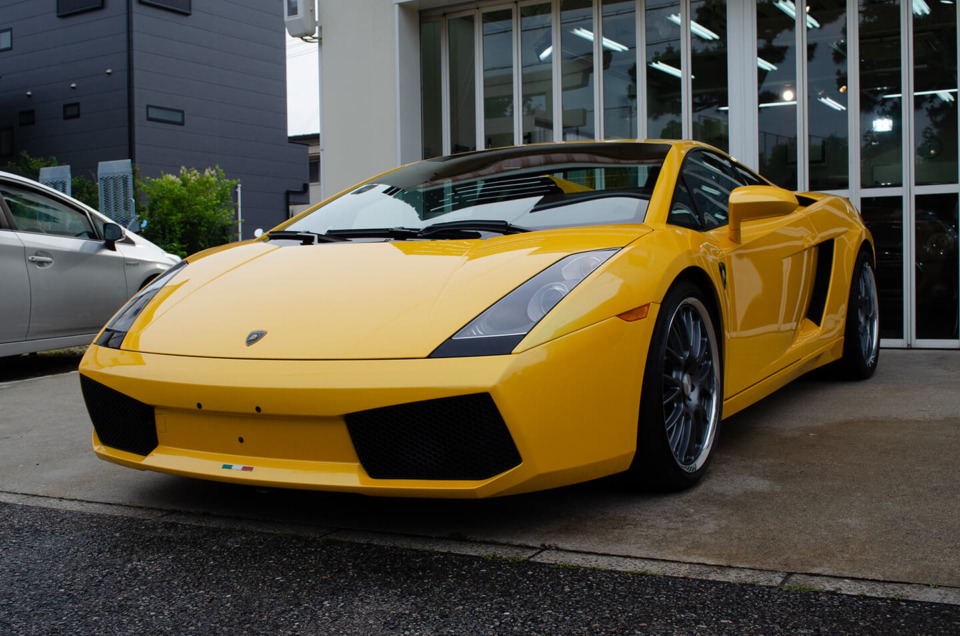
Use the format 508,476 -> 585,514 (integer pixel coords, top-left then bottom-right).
838,250 -> 880,380
629,281 -> 723,491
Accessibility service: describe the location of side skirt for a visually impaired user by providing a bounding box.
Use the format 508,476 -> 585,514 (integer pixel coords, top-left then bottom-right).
721,338 -> 844,419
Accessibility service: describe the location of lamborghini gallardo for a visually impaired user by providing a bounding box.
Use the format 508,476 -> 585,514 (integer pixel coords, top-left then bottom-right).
79,141 -> 879,497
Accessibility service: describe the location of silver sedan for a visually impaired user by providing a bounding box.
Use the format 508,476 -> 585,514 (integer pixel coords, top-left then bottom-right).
0,171 -> 180,356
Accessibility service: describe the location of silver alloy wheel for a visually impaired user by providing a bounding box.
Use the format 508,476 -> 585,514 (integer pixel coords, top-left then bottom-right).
660,298 -> 721,473
856,261 -> 880,365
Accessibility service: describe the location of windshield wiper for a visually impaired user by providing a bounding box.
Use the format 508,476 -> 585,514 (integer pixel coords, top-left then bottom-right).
266,230 -> 346,245
273,221 -> 529,245
324,227 -> 422,240
416,220 -> 529,237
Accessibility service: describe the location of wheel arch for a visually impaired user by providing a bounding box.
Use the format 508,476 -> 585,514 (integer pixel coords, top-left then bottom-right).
667,266 -> 725,361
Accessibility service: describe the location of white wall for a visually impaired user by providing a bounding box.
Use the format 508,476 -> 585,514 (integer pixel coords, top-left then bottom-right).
320,0 -> 421,197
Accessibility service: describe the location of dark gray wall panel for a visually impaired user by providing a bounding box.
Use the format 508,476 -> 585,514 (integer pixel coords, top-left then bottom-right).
0,2 -> 129,176
131,0 -> 306,238
1,0 -> 306,238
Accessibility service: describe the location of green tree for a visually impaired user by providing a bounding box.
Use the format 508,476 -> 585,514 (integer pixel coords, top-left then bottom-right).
2,151 -> 99,209
139,166 -> 239,258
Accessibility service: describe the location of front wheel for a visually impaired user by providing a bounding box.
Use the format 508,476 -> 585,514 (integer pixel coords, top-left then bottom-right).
629,282 -> 722,491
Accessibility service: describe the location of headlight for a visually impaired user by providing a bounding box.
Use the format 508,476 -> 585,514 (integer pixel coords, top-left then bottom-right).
430,249 -> 618,358
95,260 -> 188,349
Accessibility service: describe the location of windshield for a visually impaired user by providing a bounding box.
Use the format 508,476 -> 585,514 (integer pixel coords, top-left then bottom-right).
284,143 -> 670,236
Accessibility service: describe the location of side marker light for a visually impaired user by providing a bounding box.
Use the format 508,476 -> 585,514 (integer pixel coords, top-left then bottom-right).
617,305 -> 650,322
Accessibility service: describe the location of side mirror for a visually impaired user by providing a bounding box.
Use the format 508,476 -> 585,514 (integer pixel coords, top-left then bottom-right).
103,222 -> 124,250
728,185 -> 799,243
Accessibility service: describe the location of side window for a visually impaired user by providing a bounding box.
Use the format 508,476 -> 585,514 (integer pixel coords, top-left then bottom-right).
668,179 -> 701,230
678,152 -> 742,231
1,185 -> 96,239
730,162 -> 766,187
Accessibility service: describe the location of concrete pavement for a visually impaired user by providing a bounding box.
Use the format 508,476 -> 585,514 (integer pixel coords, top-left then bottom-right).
1,350 -> 958,603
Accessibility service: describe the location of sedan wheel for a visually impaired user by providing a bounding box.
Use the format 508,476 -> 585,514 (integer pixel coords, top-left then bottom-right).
630,281 -> 722,490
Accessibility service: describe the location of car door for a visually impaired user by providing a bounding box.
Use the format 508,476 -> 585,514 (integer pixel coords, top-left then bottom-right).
669,151 -> 817,397
0,181 -> 129,340
0,205 -> 30,345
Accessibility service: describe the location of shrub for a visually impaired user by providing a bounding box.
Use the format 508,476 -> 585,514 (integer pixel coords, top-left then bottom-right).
139,166 -> 239,258
2,151 -> 99,209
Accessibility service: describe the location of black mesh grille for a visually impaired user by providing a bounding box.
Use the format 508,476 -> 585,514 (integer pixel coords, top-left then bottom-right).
80,375 -> 158,456
345,393 -> 521,480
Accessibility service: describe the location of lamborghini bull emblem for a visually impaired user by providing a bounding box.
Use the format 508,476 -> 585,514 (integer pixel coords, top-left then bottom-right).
245,330 -> 267,346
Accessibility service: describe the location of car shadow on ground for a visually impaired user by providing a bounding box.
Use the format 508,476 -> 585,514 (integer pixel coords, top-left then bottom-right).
123,370 -> 841,541
0,347 -> 87,383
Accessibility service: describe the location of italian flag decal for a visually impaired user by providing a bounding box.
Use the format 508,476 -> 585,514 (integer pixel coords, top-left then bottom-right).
222,464 -> 254,472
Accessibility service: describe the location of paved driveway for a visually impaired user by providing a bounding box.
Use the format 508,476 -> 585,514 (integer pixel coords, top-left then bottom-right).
1,350 -> 958,595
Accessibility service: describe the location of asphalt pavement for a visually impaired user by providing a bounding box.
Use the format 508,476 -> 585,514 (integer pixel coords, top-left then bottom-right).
1,347 -> 959,632
2,501 -> 958,634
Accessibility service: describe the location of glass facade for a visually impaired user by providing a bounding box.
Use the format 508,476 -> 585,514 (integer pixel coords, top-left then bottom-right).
913,1 -> 958,187
602,0 -> 638,139
806,0 -> 848,191
645,1 -> 682,139
520,3 -> 554,144
418,0 -> 960,347
859,0 -> 901,188
483,10 -> 515,149
690,1 -> 728,152
449,15 -> 477,153
756,0 -> 797,190
560,0 -> 596,140
420,20 -> 443,159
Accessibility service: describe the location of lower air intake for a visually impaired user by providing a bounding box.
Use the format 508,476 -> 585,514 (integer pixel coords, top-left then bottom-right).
345,393 -> 521,480
80,375 -> 158,456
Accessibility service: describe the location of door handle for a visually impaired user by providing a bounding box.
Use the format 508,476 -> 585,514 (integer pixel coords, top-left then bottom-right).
28,255 -> 54,265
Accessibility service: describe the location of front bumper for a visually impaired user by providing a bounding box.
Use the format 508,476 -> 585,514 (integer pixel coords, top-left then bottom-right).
79,312 -> 657,498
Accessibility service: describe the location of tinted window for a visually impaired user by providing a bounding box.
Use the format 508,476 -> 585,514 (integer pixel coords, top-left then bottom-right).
669,151 -> 743,231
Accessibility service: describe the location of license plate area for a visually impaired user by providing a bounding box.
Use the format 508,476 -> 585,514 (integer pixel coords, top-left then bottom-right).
155,409 -> 358,463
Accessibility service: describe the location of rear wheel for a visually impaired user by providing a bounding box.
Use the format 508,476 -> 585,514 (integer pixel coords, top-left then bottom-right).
630,281 -> 722,490
838,250 -> 880,379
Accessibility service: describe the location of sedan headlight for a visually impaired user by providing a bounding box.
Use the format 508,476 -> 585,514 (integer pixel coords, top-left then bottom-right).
430,249 -> 618,358
95,260 -> 188,349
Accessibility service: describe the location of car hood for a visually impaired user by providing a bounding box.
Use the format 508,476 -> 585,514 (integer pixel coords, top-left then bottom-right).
124,227 -> 649,360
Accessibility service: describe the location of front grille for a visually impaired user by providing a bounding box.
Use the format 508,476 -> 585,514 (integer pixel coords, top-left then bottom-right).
345,393 -> 521,480
80,376 -> 158,456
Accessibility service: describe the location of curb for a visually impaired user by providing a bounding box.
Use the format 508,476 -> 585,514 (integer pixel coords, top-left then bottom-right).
2,490 -> 957,607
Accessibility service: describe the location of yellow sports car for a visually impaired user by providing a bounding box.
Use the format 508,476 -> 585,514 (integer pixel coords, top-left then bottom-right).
79,141 -> 878,498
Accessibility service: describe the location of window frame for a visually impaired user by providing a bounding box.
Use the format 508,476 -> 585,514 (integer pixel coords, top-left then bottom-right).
139,0 -> 192,16
56,0 -> 104,18
146,105 -> 185,126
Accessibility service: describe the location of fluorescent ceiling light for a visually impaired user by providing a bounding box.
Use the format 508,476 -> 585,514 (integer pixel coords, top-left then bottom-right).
818,96 -> 847,111
666,14 -> 719,41
571,27 -> 629,52
759,100 -> 797,108
539,45 -> 552,61
913,0 -> 931,15
872,118 -> 894,132
649,60 -> 683,78
882,88 -> 958,103
774,0 -> 821,29
757,57 -> 778,71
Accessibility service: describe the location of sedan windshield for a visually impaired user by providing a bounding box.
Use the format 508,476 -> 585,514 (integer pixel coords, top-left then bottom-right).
283,143 -> 669,238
